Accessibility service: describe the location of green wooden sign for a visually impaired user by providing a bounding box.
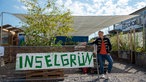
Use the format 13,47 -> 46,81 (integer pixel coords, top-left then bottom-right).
16,52 -> 94,70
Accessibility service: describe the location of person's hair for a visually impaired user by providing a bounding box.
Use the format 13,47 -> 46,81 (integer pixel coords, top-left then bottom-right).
98,31 -> 104,33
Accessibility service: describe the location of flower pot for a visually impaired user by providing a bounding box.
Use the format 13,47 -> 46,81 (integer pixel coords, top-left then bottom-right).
142,54 -> 146,68
118,51 -> 131,63
110,51 -> 118,60
135,52 -> 144,67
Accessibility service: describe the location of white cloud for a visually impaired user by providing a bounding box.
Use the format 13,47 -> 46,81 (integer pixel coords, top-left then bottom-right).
117,0 -> 129,6
14,5 -> 28,10
63,1 -> 86,15
60,0 -> 146,15
56,0 -> 63,5
69,2 -> 85,15
64,0 -> 72,7
15,0 -> 146,15
21,6 -> 27,10
85,4 -> 96,14
135,2 -> 146,9
93,0 -> 106,3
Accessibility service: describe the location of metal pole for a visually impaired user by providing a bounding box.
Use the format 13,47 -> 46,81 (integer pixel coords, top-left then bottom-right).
1,12 -> 3,45
96,52 -> 100,80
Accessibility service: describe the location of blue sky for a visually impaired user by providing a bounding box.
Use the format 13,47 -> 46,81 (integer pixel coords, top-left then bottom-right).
0,0 -> 26,27
0,0 -> 146,27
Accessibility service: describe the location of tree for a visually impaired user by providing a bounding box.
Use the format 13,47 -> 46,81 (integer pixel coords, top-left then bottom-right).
21,0 -> 74,46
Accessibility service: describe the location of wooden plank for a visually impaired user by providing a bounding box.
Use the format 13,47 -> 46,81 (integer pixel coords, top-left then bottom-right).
26,69 -> 64,79
26,72 -> 63,77
27,69 -> 63,74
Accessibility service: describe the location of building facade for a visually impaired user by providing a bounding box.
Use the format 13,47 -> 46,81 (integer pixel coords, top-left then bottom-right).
113,6 -> 146,32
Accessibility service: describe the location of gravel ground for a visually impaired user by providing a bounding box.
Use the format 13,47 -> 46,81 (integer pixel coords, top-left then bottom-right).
0,61 -> 146,82
63,61 -> 146,82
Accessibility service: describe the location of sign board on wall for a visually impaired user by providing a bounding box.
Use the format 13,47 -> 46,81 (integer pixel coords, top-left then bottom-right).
16,52 -> 94,70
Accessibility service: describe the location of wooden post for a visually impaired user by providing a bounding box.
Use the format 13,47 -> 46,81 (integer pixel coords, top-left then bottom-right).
9,46 -> 12,62
128,32 -> 130,50
117,31 -> 120,58
130,29 -> 133,63
133,28 -> 136,64
142,13 -> 146,51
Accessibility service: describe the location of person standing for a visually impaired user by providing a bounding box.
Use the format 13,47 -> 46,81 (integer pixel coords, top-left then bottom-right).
83,31 -> 113,79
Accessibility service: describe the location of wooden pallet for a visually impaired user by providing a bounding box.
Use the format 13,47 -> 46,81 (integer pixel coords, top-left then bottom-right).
26,69 -> 64,79
14,71 -> 27,79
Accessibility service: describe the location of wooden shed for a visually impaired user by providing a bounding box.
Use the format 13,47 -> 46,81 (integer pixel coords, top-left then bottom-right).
0,24 -> 23,46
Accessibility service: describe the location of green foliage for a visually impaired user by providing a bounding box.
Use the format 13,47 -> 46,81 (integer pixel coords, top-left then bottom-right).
65,36 -> 77,45
110,32 -> 144,52
21,0 -> 74,46
51,40 -> 63,47
136,47 -> 144,52
135,32 -> 144,52
110,32 -> 130,51
110,35 -> 118,51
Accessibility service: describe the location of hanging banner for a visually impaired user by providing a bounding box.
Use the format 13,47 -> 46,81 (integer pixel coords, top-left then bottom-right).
16,52 -> 94,70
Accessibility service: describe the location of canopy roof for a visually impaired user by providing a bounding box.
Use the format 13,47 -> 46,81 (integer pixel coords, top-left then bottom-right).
13,14 -> 138,36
